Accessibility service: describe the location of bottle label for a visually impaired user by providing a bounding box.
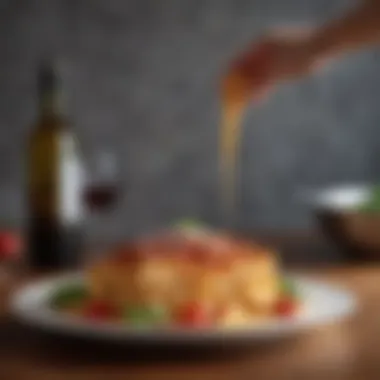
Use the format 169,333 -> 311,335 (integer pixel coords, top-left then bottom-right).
58,132 -> 85,225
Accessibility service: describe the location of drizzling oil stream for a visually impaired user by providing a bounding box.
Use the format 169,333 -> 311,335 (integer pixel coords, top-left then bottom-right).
219,71 -> 250,224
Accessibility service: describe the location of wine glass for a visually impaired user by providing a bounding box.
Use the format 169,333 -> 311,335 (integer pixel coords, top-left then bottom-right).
83,150 -> 121,257
83,151 -> 120,213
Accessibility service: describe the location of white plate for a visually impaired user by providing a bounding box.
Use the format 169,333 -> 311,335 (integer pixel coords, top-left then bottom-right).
10,273 -> 356,346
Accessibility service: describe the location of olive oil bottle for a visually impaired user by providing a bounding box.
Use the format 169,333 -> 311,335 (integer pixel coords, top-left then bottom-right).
26,62 -> 84,269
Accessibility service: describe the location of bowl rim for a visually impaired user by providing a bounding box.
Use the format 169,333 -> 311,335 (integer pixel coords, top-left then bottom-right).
300,182 -> 373,212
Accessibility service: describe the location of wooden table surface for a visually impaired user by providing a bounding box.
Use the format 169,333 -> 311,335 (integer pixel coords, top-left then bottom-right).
1,233 -> 380,380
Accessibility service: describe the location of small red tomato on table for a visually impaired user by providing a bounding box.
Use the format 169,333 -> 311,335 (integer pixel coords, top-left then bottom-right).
0,231 -> 22,288
0,231 -> 22,262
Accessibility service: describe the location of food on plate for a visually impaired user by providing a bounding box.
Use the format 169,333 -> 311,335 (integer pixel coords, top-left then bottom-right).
50,224 -> 300,328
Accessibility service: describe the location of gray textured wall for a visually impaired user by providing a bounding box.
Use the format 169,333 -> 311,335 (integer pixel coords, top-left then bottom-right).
0,0 -> 379,239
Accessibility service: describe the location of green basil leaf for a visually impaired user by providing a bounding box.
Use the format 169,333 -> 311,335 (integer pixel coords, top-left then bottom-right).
281,278 -> 298,298
50,284 -> 88,308
359,185 -> 380,212
174,219 -> 205,230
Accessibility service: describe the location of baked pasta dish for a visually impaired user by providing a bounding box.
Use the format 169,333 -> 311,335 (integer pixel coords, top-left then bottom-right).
50,224 -> 300,328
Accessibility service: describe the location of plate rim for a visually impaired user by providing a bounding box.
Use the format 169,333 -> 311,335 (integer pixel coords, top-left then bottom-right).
10,272 -> 357,344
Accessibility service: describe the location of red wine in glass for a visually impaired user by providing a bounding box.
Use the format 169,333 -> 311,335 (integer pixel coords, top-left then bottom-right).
83,183 -> 119,212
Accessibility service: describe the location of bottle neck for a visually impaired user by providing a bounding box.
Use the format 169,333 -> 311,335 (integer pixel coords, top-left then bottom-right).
37,63 -> 66,120
38,88 -> 65,119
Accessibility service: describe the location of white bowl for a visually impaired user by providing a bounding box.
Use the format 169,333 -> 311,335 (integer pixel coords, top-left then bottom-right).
304,183 -> 380,260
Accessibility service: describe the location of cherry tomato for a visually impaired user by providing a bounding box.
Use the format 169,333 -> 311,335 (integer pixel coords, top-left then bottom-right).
0,231 -> 22,261
83,300 -> 115,321
275,297 -> 297,317
175,303 -> 212,327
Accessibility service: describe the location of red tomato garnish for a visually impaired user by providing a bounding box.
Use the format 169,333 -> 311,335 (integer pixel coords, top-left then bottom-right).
275,297 -> 297,317
83,300 -> 115,321
0,231 -> 22,261
175,303 -> 212,327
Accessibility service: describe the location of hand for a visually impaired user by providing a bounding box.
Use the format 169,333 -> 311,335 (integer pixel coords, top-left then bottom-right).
224,29 -> 327,103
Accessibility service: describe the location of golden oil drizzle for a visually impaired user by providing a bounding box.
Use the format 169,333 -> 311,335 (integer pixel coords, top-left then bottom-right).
219,70 -> 250,222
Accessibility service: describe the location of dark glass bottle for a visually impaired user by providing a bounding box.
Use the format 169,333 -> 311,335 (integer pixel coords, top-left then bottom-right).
26,62 -> 84,269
